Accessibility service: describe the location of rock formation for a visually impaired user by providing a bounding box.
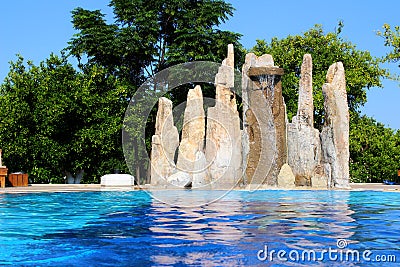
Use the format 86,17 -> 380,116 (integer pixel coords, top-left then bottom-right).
242,53 -> 287,186
297,54 -> 314,125
287,56 -> 349,189
150,97 -> 180,186
192,150 -> 208,188
277,163 -> 296,188
167,171 -> 192,188
287,54 -> 325,187
320,62 -> 350,188
149,45 -> 350,190
205,44 -> 242,189
176,85 -> 207,187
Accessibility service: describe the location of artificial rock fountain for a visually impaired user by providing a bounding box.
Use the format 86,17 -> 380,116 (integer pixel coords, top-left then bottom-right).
242,53 -> 287,187
150,45 -> 350,189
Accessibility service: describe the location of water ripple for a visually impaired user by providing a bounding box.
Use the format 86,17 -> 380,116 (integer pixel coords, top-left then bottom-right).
0,190 -> 399,266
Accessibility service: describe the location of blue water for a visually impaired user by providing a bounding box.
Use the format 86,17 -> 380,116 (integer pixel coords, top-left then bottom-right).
0,190 -> 399,266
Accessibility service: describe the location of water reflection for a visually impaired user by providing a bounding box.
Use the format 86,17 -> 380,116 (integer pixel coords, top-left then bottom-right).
2,190 -> 399,266
148,190 -> 360,266
348,192 -> 400,251
149,191 -> 246,265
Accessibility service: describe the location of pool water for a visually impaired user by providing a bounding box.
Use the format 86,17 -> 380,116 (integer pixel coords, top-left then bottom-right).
0,190 -> 399,266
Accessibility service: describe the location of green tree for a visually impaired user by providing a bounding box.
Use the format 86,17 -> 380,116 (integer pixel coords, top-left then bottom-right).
251,25 -> 386,128
67,0 -> 244,88
378,24 -> 400,69
350,114 -> 400,182
0,55 -> 128,183
66,0 -> 244,182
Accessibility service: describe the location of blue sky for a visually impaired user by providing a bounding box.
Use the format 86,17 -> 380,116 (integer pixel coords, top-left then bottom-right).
1,0 -> 399,129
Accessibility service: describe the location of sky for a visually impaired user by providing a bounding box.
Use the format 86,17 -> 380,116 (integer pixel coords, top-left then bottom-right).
1,0 -> 399,129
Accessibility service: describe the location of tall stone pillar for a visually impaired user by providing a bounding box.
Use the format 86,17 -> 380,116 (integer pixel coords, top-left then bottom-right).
320,62 -> 350,188
205,44 -> 242,189
150,98 -> 180,186
242,53 -> 287,186
175,85 -> 207,187
287,54 -> 325,187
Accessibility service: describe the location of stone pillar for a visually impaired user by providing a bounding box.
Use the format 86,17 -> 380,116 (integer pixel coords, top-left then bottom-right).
150,97 -> 179,186
205,44 -> 242,189
175,85 -> 207,187
242,53 -> 287,186
297,54 -> 314,125
320,62 -> 350,188
287,54 -> 326,187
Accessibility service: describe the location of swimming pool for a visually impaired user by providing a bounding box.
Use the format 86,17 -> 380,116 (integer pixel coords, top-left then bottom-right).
0,190 -> 399,266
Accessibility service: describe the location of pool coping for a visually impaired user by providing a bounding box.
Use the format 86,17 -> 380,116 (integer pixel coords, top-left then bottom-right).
0,183 -> 399,193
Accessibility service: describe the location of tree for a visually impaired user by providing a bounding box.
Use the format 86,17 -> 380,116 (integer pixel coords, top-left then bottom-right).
251,24 -> 386,128
66,0 -> 244,182
350,114 -> 400,182
67,0 -> 244,89
0,55 -> 128,183
378,24 -> 400,69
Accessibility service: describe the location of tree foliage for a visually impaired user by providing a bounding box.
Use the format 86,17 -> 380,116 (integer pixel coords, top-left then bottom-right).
251,25 -> 386,127
66,0 -> 244,181
350,114 -> 400,182
378,24 -> 400,68
0,55 -> 128,183
67,0 -> 244,88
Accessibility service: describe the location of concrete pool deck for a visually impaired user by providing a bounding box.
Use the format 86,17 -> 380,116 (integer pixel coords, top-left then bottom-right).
0,184 -> 136,193
0,183 -> 400,193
